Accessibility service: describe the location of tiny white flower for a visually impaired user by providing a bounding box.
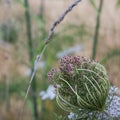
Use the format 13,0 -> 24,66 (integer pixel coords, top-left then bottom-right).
40,85 -> 56,100
68,113 -> 76,120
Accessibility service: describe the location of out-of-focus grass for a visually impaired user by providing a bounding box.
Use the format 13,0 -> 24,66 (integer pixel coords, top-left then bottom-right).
0,0 -> 120,120
0,21 -> 19,43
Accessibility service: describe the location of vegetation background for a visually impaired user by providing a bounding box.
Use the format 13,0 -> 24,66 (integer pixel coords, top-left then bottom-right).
0,0 -> 120,120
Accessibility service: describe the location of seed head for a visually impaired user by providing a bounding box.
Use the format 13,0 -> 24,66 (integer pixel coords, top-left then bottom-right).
48,55 -> 110,115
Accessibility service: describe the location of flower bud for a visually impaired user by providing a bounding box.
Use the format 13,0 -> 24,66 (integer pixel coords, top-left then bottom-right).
48,56 -> 110,114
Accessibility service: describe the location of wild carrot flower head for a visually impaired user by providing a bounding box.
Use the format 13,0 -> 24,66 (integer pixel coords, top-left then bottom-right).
48,55 -> 110,115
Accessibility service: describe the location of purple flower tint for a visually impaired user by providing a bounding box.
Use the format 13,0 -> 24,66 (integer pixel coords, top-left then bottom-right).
48,68 -> 58,82
48,55 -> 94,80
59,55 -> 93,76
59,56 -> 75,76
61,63 -> 74,76
73,56 -> 82,66
60,56 -> 73,65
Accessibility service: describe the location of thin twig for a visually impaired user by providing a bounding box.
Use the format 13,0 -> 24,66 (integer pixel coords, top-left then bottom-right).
20,0 -> 82,119
91,0 -> 103,59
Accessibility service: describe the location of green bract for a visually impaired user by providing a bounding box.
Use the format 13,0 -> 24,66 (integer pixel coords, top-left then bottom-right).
48,56 -> 110,115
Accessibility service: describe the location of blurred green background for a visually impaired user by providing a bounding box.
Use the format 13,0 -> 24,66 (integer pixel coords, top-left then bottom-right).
0,0 -> 120,120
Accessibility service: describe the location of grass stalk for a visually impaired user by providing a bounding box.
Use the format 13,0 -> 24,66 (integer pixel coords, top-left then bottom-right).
92,0 -> 103,59
21,0 -> 82,119
24,0 -> 38,119
4,0 -> 11,112
39,0 -> 44,21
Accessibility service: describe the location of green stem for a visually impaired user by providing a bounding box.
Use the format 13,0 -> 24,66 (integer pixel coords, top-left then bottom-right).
92,0 -> 103,59
100,49 -> 120,64
103,110 -> 114,119
24,0 -> 33,62
39,0 -> 44,21
24,0 -> 38,119
5,0 -> 11,112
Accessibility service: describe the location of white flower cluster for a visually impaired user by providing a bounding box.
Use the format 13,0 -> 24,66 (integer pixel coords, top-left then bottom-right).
68,86 -> 120,120
39,85 -> 120,119
40,85 -> 56,100
107,95 -> 120,117
106,86 -> 120,118
68,113 -> 77,120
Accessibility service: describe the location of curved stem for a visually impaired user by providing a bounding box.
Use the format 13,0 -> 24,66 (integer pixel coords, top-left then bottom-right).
103,110 -> 113,119
77,68 -> 109,86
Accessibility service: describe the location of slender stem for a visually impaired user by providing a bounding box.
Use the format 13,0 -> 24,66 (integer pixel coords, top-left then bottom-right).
24,0 -> 38,120
24,0 -> 33,62
4,0 -> 11,112
92,0 -> 103,59
21,0 -> 82,119
103,110 -> 113,119
39,0 -> 44,21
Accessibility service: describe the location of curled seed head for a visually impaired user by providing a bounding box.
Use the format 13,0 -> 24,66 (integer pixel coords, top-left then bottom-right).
48,55 -> 110,113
